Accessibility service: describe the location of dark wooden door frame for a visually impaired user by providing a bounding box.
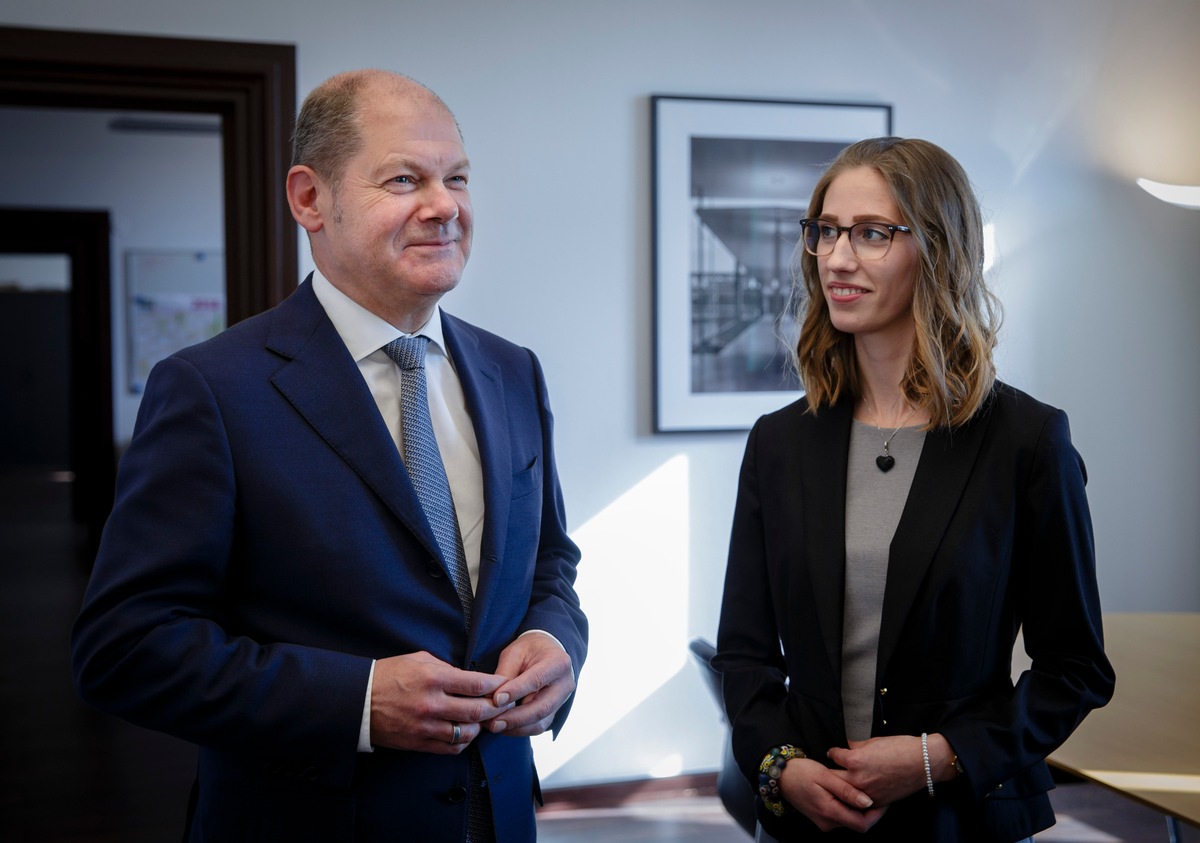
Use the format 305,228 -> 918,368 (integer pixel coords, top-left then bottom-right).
0,209 -> 114,535
0,26 -> 296,540
0,24 -> 298,325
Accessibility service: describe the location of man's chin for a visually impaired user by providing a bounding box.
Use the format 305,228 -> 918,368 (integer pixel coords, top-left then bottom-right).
397,273 -> 464,305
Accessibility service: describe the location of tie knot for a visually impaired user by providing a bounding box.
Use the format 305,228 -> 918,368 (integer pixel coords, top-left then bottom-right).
385,335 -> 430,371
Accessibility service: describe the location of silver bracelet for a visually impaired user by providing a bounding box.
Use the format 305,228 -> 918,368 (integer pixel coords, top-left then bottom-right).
921,732 -> 935,797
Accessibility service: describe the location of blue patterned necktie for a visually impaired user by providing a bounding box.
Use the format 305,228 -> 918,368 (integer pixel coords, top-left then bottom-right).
384,336 -> 473,626
384,335 -> 494,842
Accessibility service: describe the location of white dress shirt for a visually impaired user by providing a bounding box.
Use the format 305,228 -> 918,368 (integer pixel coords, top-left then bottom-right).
312,270 -> 484,751
312,271 -> 485,587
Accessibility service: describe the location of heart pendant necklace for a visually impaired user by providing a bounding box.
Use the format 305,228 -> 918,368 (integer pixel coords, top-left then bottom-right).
866,398 -> 918,473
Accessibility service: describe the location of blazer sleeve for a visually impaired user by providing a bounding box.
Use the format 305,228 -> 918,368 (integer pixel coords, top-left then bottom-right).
939,407 -> 1115,797
513,348 -> 588,735
70,355 -> 371,788
715,420 -> 804,780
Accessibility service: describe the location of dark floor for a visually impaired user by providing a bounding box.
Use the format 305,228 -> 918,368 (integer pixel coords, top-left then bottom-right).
1,469 -> 1196,842
0,468 -> 197,842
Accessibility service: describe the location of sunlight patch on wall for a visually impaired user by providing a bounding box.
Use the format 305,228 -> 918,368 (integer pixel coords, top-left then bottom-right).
983,222 -> 996,273
648,753 -> 684,779
532,455 -> 691,777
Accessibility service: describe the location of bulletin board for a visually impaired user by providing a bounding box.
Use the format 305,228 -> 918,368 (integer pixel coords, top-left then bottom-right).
126,250 -> 225,393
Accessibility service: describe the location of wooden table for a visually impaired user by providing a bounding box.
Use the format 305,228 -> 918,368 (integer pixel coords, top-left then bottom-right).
1016,613 -> 1200,832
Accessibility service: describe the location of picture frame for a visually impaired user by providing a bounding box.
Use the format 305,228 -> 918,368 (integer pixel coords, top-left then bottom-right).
651,95 -> 893,432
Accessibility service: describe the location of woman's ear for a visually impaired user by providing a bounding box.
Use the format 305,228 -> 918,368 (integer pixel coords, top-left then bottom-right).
286,165 -> 325,233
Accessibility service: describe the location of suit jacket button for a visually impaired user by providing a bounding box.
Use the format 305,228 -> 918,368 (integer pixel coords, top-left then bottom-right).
447,786 -> 468,803
427,562 -> 444,579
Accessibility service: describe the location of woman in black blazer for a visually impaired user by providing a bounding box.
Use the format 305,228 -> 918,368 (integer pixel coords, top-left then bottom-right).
714,138 -> 1114,842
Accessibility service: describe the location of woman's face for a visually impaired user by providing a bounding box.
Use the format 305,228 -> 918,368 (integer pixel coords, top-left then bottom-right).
817,166 -> 919,349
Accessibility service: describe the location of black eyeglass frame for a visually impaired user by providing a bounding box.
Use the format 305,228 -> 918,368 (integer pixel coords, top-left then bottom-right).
799,218 -> 913,260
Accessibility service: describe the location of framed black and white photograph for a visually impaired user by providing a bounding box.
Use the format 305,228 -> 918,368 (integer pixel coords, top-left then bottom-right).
652,95 -> 893,432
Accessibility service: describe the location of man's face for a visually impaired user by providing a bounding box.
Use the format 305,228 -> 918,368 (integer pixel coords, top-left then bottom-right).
313,91 -> 472,326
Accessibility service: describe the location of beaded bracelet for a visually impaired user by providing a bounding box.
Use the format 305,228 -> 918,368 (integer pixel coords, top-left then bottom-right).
758,744 -> 805,816
921,732 -> 935,797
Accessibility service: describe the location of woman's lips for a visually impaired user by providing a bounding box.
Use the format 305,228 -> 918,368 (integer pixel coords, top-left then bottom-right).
828,285 -> 868,302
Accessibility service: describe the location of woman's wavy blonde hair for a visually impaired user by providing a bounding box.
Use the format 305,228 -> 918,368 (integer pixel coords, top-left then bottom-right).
791,137 -> 1001,429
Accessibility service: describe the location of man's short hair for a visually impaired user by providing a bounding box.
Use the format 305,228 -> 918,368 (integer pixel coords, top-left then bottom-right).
290,69 -> 457,192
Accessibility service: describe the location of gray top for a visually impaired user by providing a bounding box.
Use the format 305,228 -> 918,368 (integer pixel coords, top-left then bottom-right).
841,419 -> 926,742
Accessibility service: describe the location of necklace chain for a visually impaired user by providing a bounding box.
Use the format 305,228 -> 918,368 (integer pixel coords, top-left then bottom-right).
866,398 -> 919,458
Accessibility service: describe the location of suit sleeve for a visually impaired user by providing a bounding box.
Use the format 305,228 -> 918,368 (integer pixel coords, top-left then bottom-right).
70,356 -> 371,788
939,408 -> 1115,797
514,348 -> 587,735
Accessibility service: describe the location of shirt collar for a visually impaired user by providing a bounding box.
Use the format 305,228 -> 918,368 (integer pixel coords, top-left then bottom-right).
310,269 -> 449,363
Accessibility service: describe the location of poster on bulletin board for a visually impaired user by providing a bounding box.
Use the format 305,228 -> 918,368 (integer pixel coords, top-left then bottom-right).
126,250 -> 225,394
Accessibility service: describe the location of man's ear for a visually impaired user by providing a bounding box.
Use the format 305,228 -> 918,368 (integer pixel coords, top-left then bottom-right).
286,165 -> 326,233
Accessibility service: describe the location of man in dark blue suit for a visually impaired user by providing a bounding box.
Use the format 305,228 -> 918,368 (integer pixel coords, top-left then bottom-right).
71,69 -> 587,843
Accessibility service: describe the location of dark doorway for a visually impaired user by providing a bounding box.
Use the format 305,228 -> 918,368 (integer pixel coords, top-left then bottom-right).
0,28 -> 297,840
0,25 -> 297,323
0,26 -> 296,532
0,285 -> 70,469
0,209 -> 113,539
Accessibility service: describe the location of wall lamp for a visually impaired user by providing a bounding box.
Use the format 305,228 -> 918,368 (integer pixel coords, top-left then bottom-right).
1136,178 -> 1200,210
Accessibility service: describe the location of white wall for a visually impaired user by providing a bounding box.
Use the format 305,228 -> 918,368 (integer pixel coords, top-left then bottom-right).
2,0 -> 1198,789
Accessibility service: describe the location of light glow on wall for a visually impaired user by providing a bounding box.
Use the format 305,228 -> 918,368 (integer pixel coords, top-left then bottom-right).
648,753 -> 684,779
532,455 -> 691,777
1136,178 -> 1200,211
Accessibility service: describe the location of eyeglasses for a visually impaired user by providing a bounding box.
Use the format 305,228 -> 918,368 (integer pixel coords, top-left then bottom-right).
799,219 -> 912,260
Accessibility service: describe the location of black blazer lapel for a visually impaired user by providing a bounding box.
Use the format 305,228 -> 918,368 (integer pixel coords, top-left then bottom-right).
264,280 -> 444,562
876,402 -> 995,677
796,398 -> 855,686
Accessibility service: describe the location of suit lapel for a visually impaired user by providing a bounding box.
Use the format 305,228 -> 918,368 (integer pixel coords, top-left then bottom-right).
876,401 -> 995,677
265,280 -> 443,562
441,314 -> 509,638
